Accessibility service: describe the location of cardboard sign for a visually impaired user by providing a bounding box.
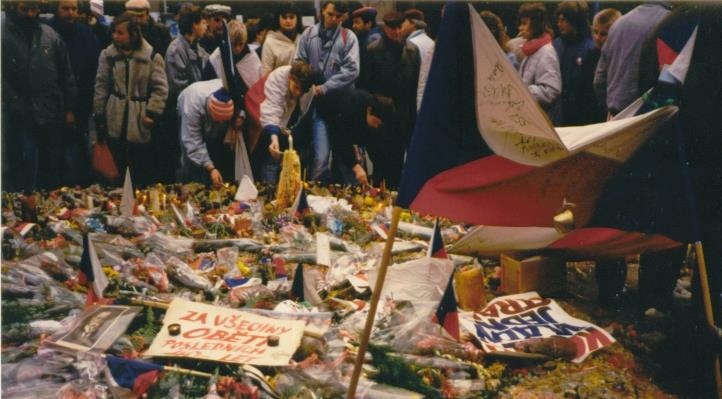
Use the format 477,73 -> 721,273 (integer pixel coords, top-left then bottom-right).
49,305 -> 141,353
145,299 -> 305,366
460,292 -> 614,363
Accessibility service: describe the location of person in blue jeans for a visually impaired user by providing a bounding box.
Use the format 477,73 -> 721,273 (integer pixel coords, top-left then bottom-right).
294,1 -> 360,184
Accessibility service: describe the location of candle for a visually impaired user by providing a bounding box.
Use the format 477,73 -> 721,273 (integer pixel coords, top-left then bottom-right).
149,189 -> 161,214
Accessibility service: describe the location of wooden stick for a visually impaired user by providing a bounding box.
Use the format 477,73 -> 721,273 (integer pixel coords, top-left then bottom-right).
131,298 -> 170,309
164,365 -> 213,378
694,242 -> 722,398
347,206 -> 401,398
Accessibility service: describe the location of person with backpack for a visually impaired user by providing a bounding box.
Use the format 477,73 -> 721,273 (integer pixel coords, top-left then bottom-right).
93,13 -> 168,186
294,0 -> 360,184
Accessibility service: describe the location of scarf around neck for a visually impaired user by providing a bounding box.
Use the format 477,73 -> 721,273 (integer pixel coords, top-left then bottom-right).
522,32 -> 552,56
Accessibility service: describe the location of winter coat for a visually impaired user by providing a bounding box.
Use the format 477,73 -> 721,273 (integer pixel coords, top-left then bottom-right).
519,42 -> 562,124
593,2 -> 671,114
261,31 -> 300,75
47,17 -> 101,121
553,35 -> 595,126
141,20 -> 172,57
294,23 -> 360,94
93,39 -> 168,143
317,87 -> 372,168
177,79 -> 228,170
202,46 -> 263,102
407,29 -> 435,111
259,65 -> 301,132
2,17 -> 77,126
165,35 -> 209,98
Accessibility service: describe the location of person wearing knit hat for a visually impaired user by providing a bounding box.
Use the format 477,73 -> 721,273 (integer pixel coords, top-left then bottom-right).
401,8 -> 435,111
178,80 -> 238,187
124,0 -> 172,56
208,89 -> 235,121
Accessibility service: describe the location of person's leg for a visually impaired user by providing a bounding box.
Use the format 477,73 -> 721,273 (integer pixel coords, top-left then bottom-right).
596,258 -> 627,308
309,111 -> 330,184
6,121 -> 38,193
639,246 -> 685,312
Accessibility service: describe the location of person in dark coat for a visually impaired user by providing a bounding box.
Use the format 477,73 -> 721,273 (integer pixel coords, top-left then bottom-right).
317,87 -> 391,186
2,0 -> 77,193
552,1 -> 596,126
635,6 -> 722,396
48,0 -> 101,187
574,8 -> 621,125
124,0 -> 172,57
78,0 -> 111,49
359,11 -> 419,189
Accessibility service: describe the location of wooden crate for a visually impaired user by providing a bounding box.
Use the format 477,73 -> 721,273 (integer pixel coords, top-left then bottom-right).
500,254 -> 565,296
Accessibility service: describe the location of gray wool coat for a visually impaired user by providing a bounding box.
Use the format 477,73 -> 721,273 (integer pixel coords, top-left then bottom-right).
93,39 -> 168,143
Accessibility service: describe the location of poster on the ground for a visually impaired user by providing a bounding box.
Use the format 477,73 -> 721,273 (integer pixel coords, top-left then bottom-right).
459,292 -> 615,363
144,298 -> 305,366
49,305 -> 141,353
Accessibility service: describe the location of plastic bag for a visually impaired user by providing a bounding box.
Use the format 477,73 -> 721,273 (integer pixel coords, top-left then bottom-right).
92,141 -> 119,183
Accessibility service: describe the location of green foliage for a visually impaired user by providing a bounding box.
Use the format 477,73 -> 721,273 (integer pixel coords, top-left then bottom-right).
368,343 -> 442,399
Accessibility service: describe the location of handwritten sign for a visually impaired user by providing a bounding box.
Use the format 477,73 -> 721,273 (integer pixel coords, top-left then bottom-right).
468,5 -> 677,166
145,299 -> 305,366
460,292 -> 614,363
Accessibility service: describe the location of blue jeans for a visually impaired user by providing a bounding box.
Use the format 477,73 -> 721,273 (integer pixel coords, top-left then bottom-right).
308,110 -> 330,184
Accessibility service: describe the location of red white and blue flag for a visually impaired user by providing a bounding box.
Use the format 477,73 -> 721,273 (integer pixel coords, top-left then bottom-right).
427,219 -> 459,339
398,3 -> 696,256
79,234 -> 110,306
105,355 -> 164,398
427,218 -> 447,259
432,272 -> 460,340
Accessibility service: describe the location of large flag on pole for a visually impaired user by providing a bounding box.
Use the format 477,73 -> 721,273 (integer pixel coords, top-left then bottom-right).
398,3 -> 691,255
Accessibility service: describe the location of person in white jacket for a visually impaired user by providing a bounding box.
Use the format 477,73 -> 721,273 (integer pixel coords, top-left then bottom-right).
516,2 -> 562,125
178,79 -> 237,187
261,3 -> 303,75
401,9 -> 435,112
255,62 -> 321,183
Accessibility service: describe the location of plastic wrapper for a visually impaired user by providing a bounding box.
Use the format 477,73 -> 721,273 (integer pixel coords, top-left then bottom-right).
327,253 -> 376,288
306,195 -> 353,214
140,253 -> 171,292
2,353 -> 81,398
228,283 -> 274,308
165,256 -> 214,292
215,246 -> 239,269
192,238 -> 265,253
105,215 -> 156,237
16,251 -> 76,282
141,233 -> 194,257
371,304 -> 466,356
279,224 -> 314,249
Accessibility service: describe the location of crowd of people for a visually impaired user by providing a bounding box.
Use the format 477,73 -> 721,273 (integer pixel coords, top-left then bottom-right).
0,0 -> 697,194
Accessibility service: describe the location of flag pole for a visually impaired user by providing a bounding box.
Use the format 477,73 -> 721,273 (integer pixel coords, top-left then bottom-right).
347,206 -> 401,398
695,242 -> 722,398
